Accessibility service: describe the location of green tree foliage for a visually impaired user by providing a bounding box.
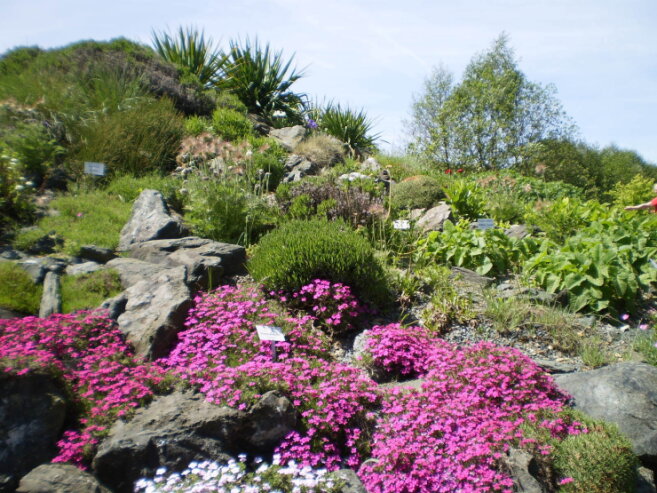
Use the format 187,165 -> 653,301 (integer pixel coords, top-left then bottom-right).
407,34 -> 575,170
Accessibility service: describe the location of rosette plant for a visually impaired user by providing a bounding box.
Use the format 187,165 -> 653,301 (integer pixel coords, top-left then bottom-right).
218,38 -> 307,126
152,26 -> 226,87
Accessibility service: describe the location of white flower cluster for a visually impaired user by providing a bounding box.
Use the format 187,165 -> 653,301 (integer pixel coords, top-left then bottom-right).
133,454 -> 338,493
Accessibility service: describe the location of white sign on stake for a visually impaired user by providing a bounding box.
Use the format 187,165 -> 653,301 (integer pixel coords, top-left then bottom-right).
393,219 -> 411,230
476,218 -> 495,230
84,162 -> 106,176
255,325 -> 286,342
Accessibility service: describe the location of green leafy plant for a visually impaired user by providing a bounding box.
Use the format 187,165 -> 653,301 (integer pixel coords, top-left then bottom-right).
523,212 -> 657,313
523,197 -> 607,243
608,174 -> 655,208
60,269 -> 122,313
183,115 -> 210,136
443,179 -> 487,220
152,26 -> 226,87
249,218 -> 390,306
318,102 -> 379,159
416,219 -> 539,276
219,38 -> 306,125
2,121 -> 65,183
0,261 -> 42,314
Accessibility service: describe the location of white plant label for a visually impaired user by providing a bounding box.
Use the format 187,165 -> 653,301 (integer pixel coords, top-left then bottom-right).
255,325 -> 286,342
84,162 -> 106,176
476,218 -> 495,230
393,219 -> 411,230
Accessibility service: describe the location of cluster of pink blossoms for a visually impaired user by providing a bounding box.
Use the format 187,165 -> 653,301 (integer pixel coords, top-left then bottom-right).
159,284 -> 380,470
360,324 -> 586,492
270,279 -> 366,334
0,312 -> 166,467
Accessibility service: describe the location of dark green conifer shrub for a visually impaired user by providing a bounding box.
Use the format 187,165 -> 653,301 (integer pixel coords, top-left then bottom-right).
249,219 -> 390,306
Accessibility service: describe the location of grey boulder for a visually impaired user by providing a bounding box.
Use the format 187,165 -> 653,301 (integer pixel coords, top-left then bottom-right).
38,272 -> 61,318
118,189 -> 188,251
92,390 -> 296,493
0,373 -> 68,491
116,266 -> 191,359
554,362 -> 657,466
416,203 -> 452,232
269,125 -> 306,151
16,463 -> 110,493
128,236 -> 246,289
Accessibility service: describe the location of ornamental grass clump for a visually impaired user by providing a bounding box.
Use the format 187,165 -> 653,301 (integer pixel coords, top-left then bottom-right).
248,219 -> 390,307
158,284 -> 380,470
0,312 -> 168,467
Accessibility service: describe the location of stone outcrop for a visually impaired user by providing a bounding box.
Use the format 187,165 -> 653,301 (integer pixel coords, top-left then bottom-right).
38,271 -> 61,318
554,362 -> 657,466
78,245 -> 117,264
92,390 -> 297,493
16,464 -> 111,493
416,203 -> 452,231
0,373 -> 68,492
128,236 -> 246,289
269,125 -> 306,151
118,189 -> 188,251
282,154 -> 317,183
116,266 -> 192,359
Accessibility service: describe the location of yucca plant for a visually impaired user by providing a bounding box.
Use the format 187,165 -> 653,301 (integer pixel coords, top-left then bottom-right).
318,102 -> 379,159
152,26 -> 226,87
219,38 -> 306,125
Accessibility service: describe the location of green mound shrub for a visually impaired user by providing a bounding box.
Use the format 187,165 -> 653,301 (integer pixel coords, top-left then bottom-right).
249,219 -> 390,306
0,261 -> 42,314
75,98 -> 184,176
211,107 -> 253,141
552,412 -> 637,493
61,269 -> 122,313
183,115 -> 210,136
390,176 -> 443,210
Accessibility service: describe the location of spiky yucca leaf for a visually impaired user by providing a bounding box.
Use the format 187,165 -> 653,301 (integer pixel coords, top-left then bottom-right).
152,26 -> 226,87
219,38 -> 306,125
319,102 -> 380,159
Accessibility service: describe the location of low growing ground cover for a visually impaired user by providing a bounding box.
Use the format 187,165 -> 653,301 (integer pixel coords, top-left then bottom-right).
0,280 -> 636,492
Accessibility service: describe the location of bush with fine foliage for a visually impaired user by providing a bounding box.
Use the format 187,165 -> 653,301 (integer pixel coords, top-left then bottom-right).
75,98 -> 184,176
293,133 -> 345,168
211,107 -> 253,141
390,175 -> 444,210
249,219 -> 390,306
0,261 -> 42,314
551,411 -> 637,493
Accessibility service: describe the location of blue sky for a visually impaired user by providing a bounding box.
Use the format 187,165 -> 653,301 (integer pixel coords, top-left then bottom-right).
2,0 -> 656,163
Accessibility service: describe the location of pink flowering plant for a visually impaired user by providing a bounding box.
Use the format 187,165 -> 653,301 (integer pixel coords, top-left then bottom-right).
158,284 -> 381,470
0,312 -> 168,467
270,279 -> 367,335
360,325 -> 587,492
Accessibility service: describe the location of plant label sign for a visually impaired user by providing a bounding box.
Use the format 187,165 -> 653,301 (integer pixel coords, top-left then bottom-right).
255,325 -> 286,342
84,162 -> 106,176
476,218 -> 495,230
393,219 -> 411,230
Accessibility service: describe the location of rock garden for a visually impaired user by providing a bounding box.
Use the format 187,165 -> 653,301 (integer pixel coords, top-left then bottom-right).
2,29 -> 657,493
